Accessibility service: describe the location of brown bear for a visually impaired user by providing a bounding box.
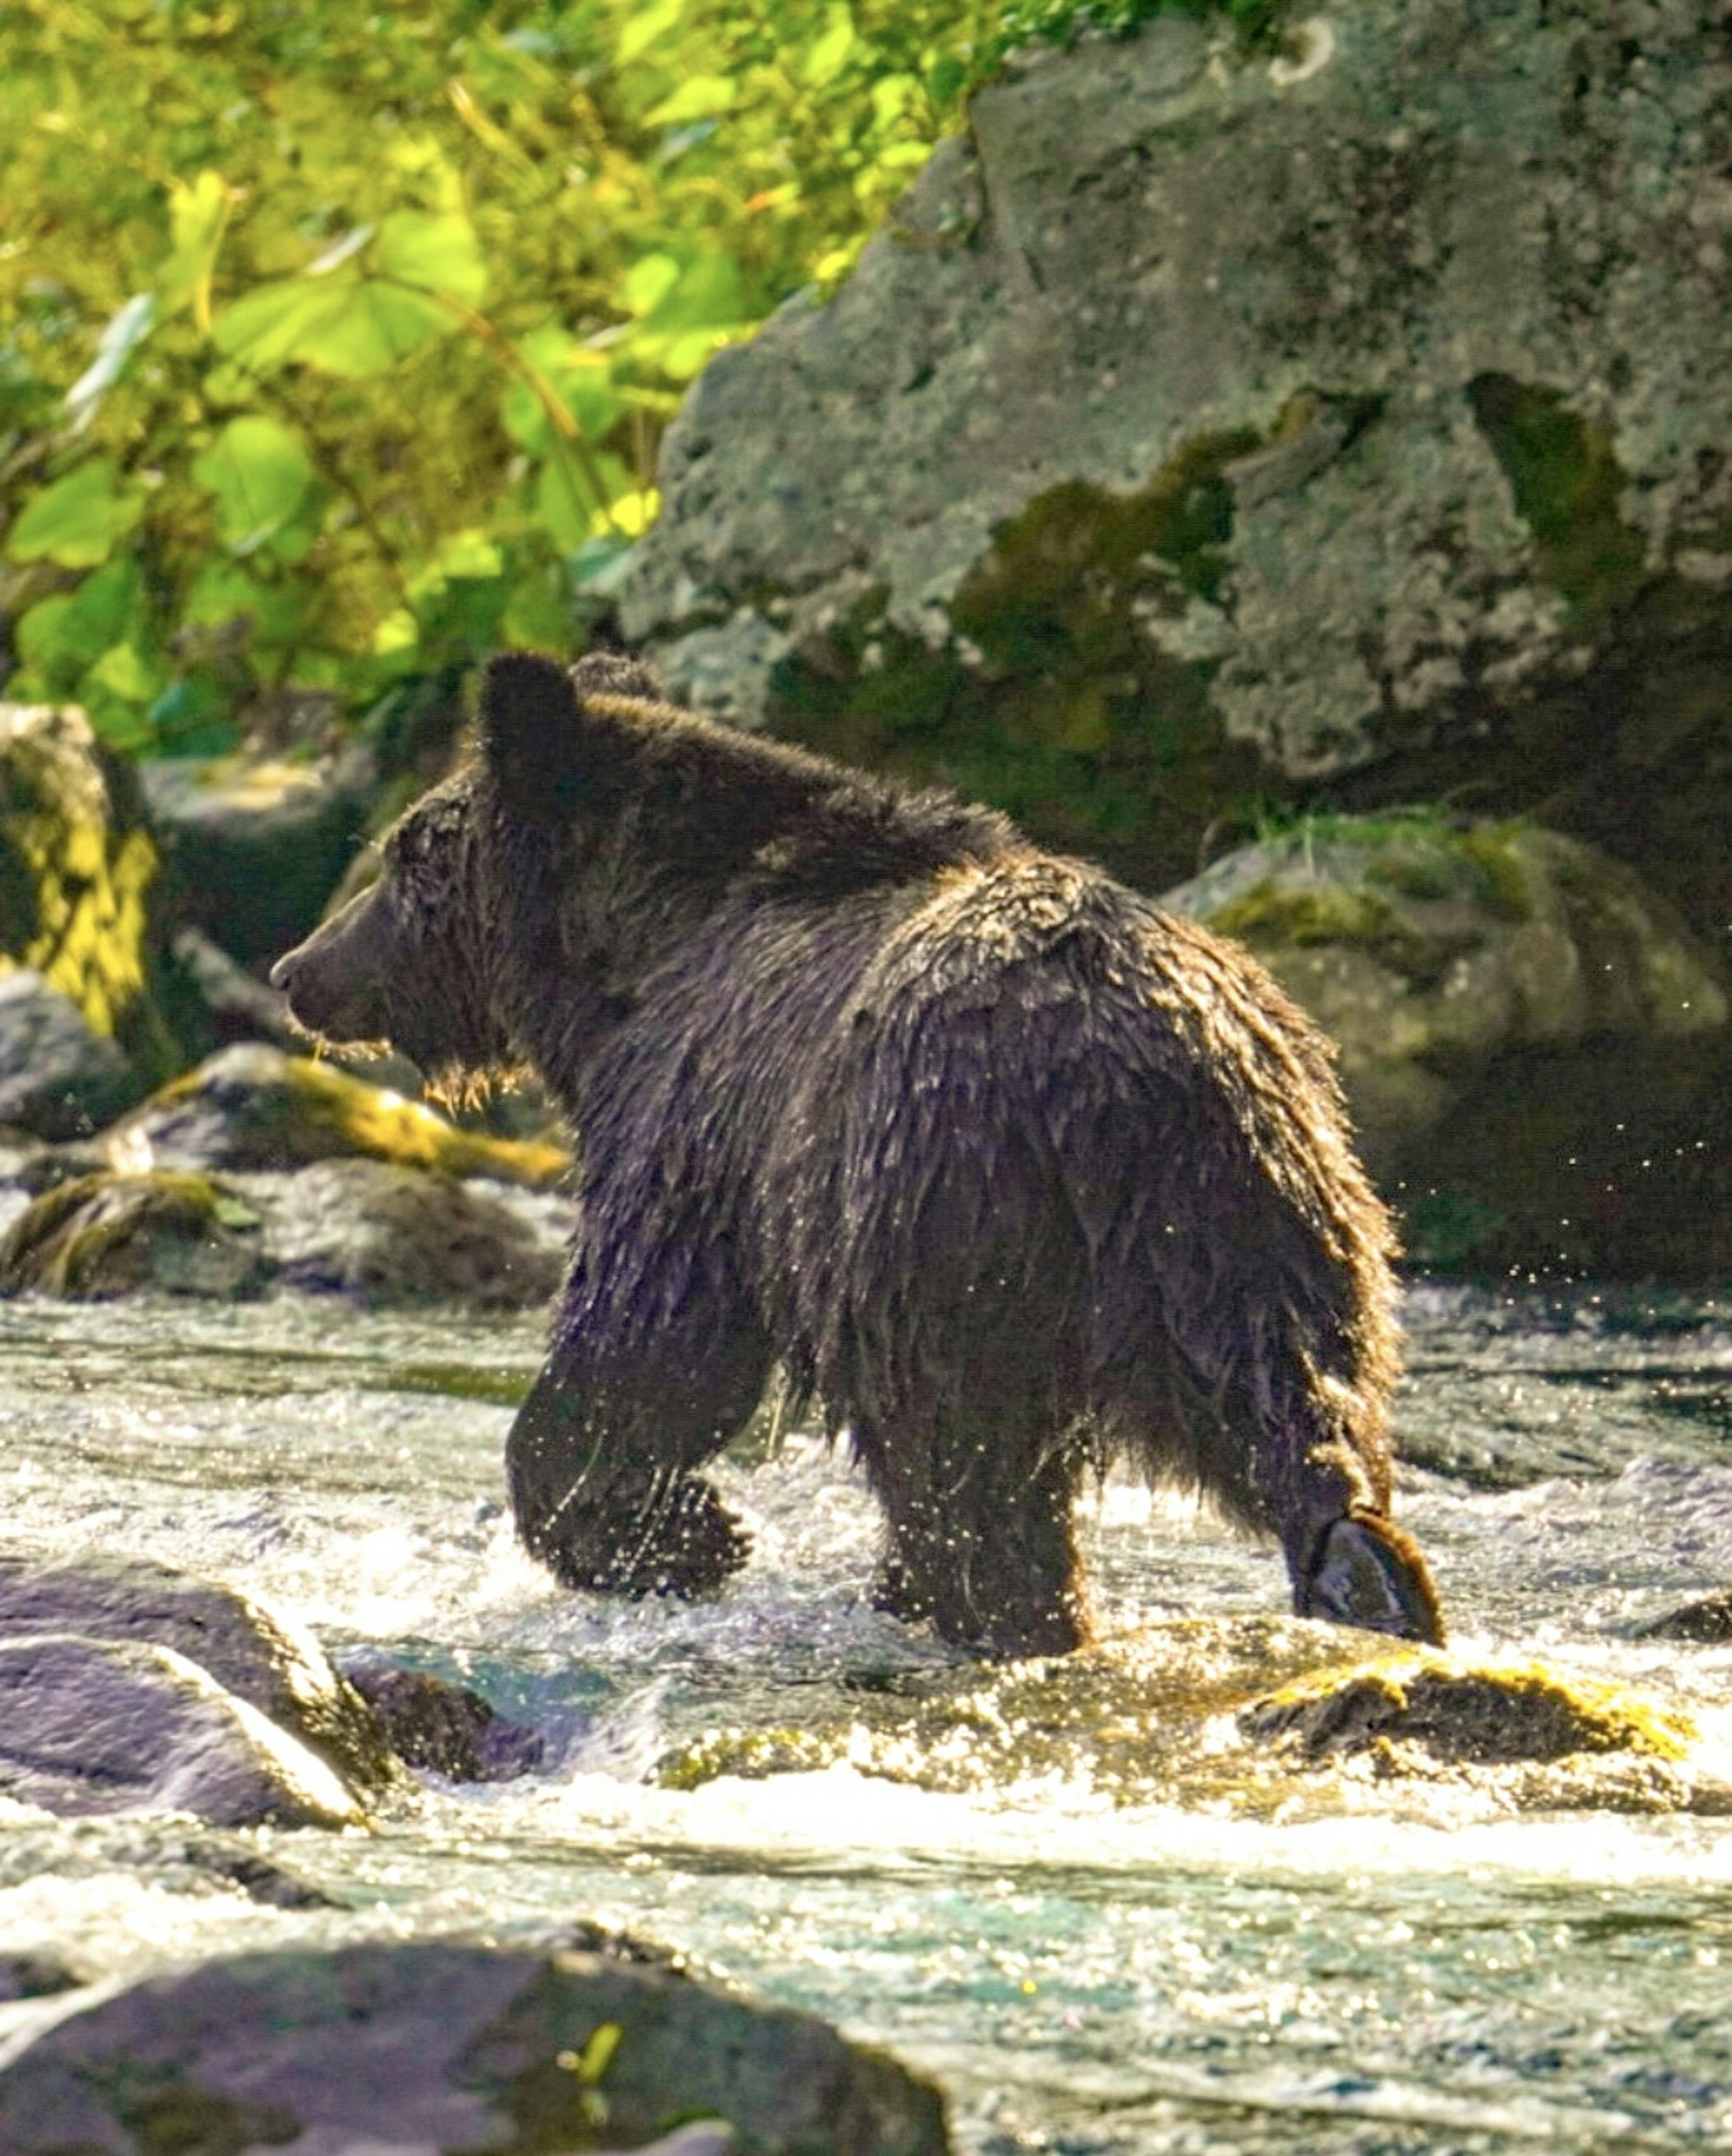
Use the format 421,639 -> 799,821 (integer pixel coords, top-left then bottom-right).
272,651 -> 1443,1657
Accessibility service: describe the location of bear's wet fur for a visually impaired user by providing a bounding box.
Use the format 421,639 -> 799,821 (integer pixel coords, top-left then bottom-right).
273,651 -> 1443,1656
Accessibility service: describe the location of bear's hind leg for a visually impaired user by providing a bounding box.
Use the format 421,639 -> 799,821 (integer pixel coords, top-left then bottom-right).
860,1414 -> 1092,1658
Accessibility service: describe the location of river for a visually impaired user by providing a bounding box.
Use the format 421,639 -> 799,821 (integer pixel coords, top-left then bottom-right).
3,1281 -> 1732,2152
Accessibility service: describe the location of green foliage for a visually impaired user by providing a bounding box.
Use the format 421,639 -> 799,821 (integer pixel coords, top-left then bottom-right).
0,0 -> 1282,756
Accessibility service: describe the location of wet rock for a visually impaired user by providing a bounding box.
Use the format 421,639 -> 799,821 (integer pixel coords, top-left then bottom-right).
0,1168 -> 267,1298
0,1954 -> 82,2002
1240,1651 -> 1695,1765
102,1042 -> 570,1187
0,701 -> 180,1093
166,924 -> 299,1054
0,1154 -> 569,1308
139,739 -> 377,971
0,1552 -> 398,1801
0,1822 -> 340,1912
0,969 -> 142,1140
240,1158 -> 568,1309
618,1 -> 1732,953
0,1940 -> 954,2154
663,1617 -> 1728,1819
347,1662 -> 546,1781
1163,817 -> 1730,1271
0,1634 -> 364,1828
1635,1591 -> 1732,1644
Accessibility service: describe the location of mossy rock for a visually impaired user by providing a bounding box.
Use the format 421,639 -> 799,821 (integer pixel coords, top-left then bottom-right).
660,1618 -> 1722,1817
0,1168 -> 265,1298
105,1043 -> 570,1186
0,700 -> 180,1087
1239,1651 -> 1697,1766
1164,815 -> 1732,1272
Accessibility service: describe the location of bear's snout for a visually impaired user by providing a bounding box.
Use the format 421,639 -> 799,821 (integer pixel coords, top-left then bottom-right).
270,893 -> 394,1044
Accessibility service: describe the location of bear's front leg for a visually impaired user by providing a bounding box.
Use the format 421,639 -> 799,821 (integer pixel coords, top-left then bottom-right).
504,1288 -> 772,1601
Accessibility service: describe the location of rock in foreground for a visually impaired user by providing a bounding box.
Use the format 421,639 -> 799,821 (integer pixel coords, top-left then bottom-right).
0,1553 -> 397,1823
0,1940 -> 953,2156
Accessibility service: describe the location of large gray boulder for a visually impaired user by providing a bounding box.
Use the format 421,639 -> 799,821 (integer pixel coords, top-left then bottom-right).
0,1633 -> 365,1828
0,1941 -> 953,2155
0,1553 -> 398,1814
619,0 -> 1732,944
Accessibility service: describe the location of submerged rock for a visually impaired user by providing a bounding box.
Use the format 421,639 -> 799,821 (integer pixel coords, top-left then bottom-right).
101,1042 -> 570,1187
0,1953 -> 82,2002
1635,1591 -> 1732,1644
0,1553 -> 398,1806
663,1616 -> 1727,1819
0,1939 -> 954,2155
346,1662 -> 546,1782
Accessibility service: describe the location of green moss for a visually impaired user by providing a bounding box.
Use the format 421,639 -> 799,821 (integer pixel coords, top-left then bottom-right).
1206,875 -> 1456,983
1247,1653 -> 1697,1766
108,2071 -> 299,2154
0,1169 -> 258,1299
1468,374 -> 1649,619
138,1050 -> 571,1187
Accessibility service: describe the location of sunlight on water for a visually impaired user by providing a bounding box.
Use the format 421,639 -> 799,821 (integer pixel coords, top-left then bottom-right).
6,1286 -> 1732,2149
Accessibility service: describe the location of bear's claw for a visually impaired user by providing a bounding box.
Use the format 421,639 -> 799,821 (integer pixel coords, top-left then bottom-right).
1296,1513 -> 1445,1645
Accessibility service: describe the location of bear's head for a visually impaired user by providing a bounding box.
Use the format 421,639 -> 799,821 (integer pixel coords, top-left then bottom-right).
267,652 -> 638,1083
267,762 -> 502,1081
272,647 -> 1009,1091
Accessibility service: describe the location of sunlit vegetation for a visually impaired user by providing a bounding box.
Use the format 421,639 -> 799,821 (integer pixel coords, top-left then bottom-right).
0,0 -> 1280,757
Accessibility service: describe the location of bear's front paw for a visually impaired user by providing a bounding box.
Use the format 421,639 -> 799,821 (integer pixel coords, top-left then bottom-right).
541,1473 -> 751,1600
1295,1512 -> 1445,1645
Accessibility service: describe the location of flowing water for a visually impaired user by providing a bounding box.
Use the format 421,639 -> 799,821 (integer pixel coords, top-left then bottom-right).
4,1282 -> 1732,2153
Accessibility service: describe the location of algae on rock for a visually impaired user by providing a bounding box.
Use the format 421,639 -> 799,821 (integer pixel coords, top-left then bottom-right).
0,702 -> 176,1086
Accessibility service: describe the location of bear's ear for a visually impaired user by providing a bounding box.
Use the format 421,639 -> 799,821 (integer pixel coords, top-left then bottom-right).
479,652 -> 585,813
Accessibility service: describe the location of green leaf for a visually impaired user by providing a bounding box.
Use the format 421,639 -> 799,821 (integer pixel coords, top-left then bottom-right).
158,169 -> 230,322
502,328 -> 622,455
644,249 -> 745,334
429,528 -> 504,580
621,253 -> 681,318
214,275 -> 451,378
536,456 -> 599,553
15,559 -> 144,683
804,5 -> 857,87
183,559 -> 310,650
644,75 -> 736,127
87,638 -> 166,706
617,0 -> 685,65
7,458 -> 145,568
147,673 -> 237,756
191,415 -> 313,552
374,210 -> 488,306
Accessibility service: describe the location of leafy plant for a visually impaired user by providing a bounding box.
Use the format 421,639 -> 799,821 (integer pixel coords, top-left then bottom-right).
0,0 -> 1281,757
